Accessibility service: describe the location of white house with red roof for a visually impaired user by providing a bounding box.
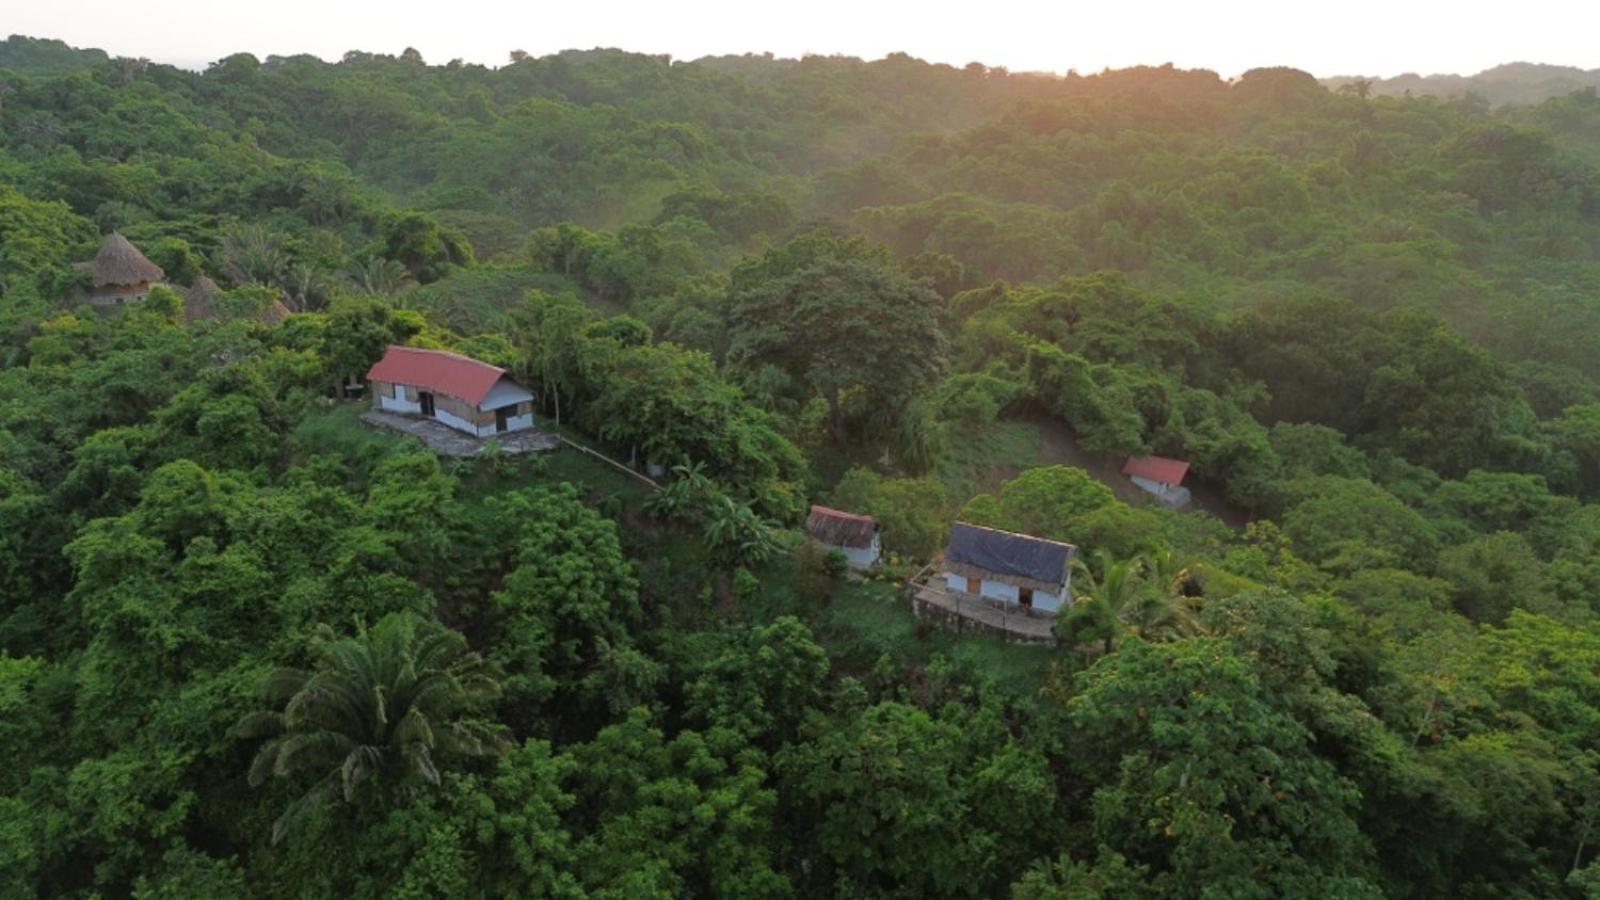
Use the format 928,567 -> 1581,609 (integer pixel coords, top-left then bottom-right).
1122,455 -> 1192,508
366,345 -> 536,437
805,505 -> 882,568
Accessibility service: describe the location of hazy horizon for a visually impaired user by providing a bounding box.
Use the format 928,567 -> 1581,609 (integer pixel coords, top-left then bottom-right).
7,0 -> 1599,79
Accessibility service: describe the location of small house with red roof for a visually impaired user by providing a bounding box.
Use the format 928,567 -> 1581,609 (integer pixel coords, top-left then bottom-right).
805,505 -> 882,568
1122,455 -> 1192,508
366,345 -> 535,437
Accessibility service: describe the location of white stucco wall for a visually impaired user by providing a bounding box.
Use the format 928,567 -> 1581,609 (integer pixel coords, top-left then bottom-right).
1130,474 -> 1168,494
434,407 -> 478,435
378,394 -> 421,415
481,378 -> 534,409
475,412 -> 533,438
1130,475 -> 1190,508
379,392 -> 533,437
825,538 -> 880,569
1031,589 -> 1066,613
944,572 -> 1068,613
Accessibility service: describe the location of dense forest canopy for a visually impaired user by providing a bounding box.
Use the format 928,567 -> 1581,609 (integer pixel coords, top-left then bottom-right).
7,32 -> 1600,898
1323,62 -> 1600,107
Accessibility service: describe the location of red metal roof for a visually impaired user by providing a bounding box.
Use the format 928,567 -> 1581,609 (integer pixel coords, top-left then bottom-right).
365,346 -> 509,407
1122,455 -> 1190,485
809,504 -> 875,524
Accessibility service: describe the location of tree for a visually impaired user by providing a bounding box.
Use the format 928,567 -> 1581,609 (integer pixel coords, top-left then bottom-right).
959,465 -> 1115,542
483,485 -> 641,720
1068,639 -> 1381,897
345,256 -> 415,296
380,211 -> 474,284
320,296 -> 423,394
1437,531 -> 1551,624
515,290 -> 590,425
683,616 -> 829,745
700,493 -> 784,573
1075,550 -> 1200,644
727,231 -> 947,442
217,224 -> 289,287
1281,477 -> 1438,572
830,467 -> 949,559
237,613 -> 508,843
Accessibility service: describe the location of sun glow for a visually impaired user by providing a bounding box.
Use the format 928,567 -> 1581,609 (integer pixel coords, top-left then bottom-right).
7,0 -> 1597,77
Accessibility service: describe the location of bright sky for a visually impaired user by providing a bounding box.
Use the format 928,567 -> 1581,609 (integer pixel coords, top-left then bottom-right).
6,0 -> 1598,78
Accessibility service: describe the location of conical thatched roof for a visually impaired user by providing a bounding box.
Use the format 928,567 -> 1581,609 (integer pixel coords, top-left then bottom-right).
259,297 -> 292,327
183,276 -> 221,323
89,233 -> 164,287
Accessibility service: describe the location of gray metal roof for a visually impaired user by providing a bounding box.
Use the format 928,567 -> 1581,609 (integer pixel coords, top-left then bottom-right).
946,522 -> 1075,585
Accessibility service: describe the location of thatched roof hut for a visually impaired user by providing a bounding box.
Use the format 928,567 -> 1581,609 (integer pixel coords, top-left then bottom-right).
259,298 -> 292,327
182,277 -> 293,327
182,276 -> 221,323
88,233 -> 164,288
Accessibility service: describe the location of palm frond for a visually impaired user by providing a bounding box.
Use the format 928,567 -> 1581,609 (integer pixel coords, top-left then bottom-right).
235,710 -> 286,739
409,744 -> 441,785
340,745 -> 383,802
248,739 -> 285,787
394,706 -> 435,748
273,730 -> 355,777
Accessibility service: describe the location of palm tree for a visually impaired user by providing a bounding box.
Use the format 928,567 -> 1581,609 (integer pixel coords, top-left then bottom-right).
280,263 -> 336,312
1139,547 -> 1205,639
1070,549 -> 1201,646
344,256 -> 415,296
696,493 -> 784,607
237,613 -> 507,843
219,224 -> 289,287
642,460 -> 713,522
701,494 -> 784,573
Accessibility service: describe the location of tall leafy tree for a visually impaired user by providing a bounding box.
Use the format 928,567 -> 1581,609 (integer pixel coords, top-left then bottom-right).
727,231 -> 947,442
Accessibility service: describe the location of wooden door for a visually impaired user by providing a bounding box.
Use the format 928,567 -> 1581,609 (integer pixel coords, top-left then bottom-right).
419,391 -> 435,417
1019,587 -> 1034,608
965,576 -> 980,594
495,407 -> 509,432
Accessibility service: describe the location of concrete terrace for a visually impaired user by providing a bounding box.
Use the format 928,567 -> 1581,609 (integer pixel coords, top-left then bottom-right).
361,410 -> 560,457
910,574 -> 1058,645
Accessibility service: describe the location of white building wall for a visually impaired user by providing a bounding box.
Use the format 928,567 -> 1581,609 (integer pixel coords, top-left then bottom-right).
481,378 -> 534,409
1130,474 -> 1168,495
379,391 -> 534,437
944,572 -> 1068,613
826,541 -> 880,569
1130,475 -> 1190,508
434,407 -> 478,435
1031,590 -> 1066,613
378,394 -> 421,415
472,412 -> 534,438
